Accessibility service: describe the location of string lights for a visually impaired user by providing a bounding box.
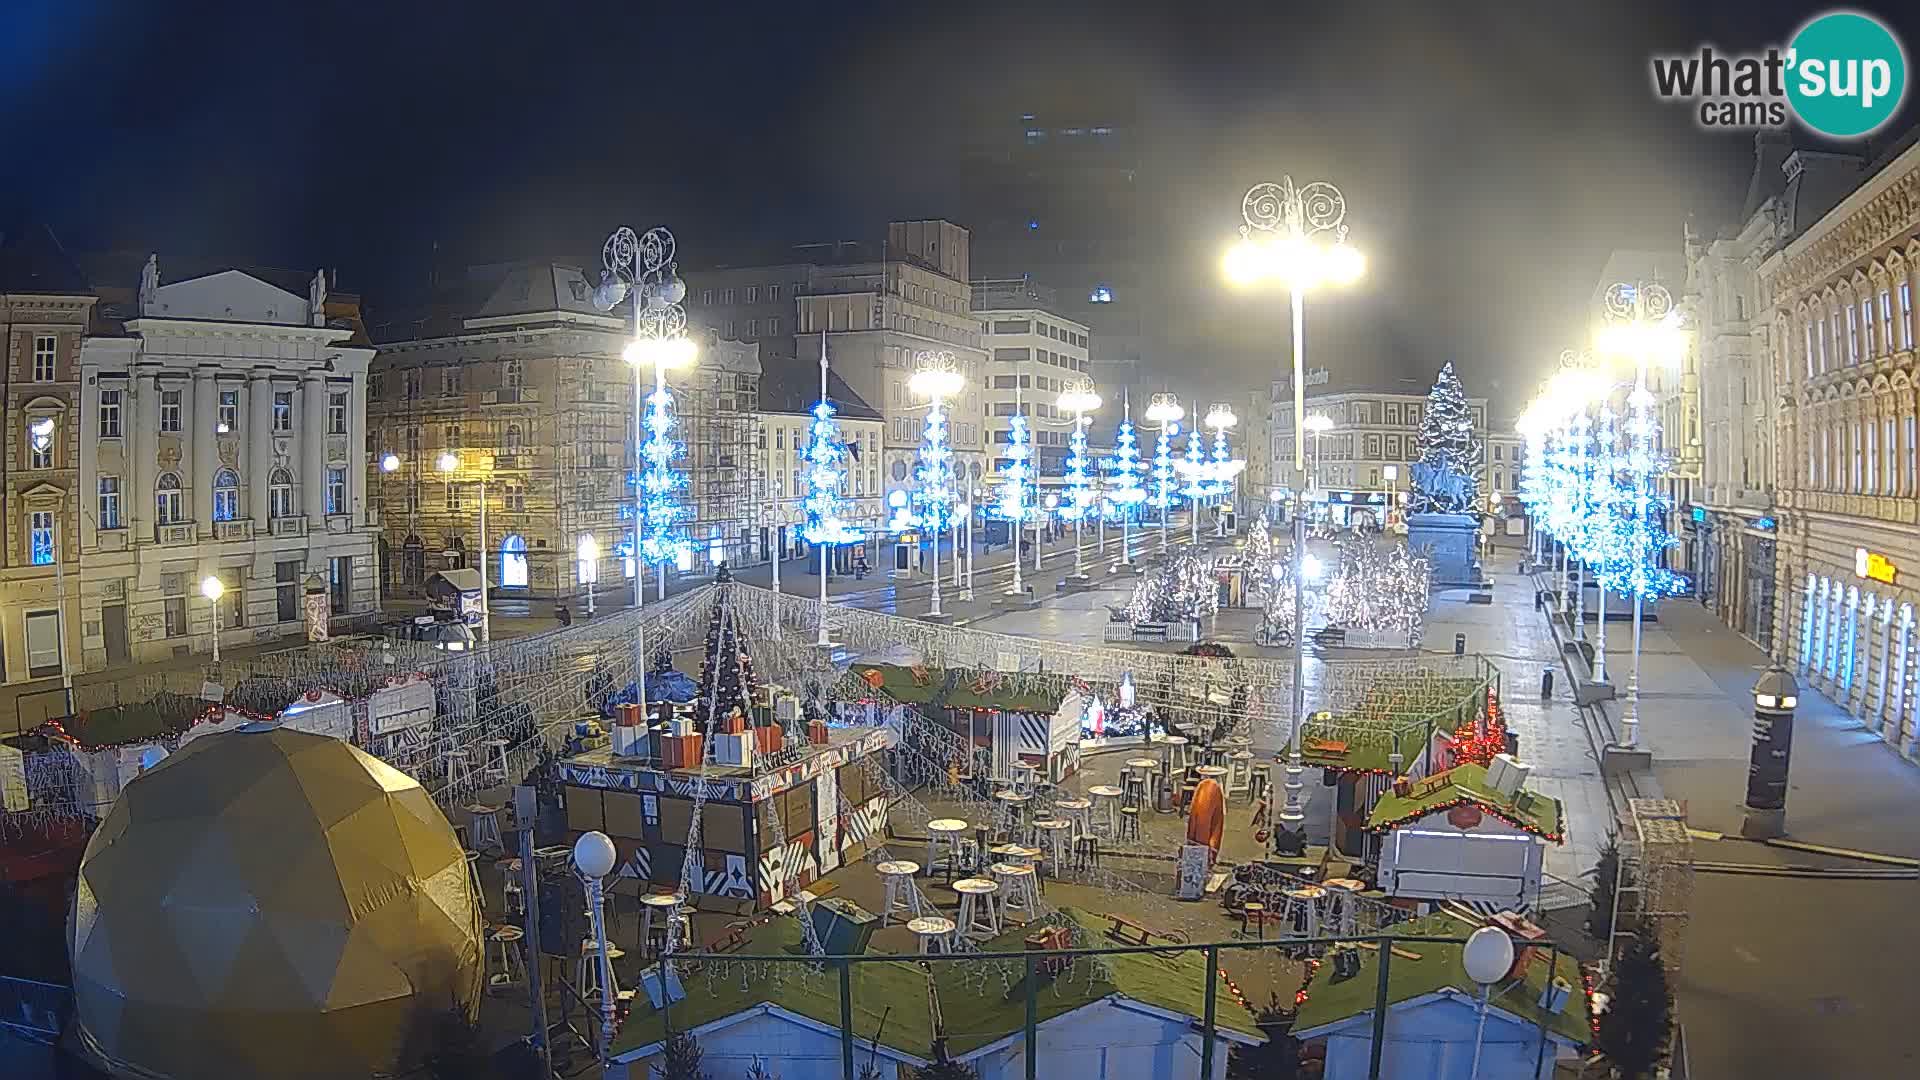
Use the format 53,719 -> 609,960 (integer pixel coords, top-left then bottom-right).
801,401 -> 862,547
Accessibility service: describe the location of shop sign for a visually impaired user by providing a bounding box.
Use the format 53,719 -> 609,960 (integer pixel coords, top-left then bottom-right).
1855,547 -> 1898,585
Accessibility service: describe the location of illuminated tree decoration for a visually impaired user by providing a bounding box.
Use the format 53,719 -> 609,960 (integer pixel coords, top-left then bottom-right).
1105,415 -> 1147,518
1150,420 -> 1181,509
1059,416 -> 1093,521
1617,385 -> 1687,599
911,397 -> 953,531
995,412 -> 1034,524
638,383 -> 692,566
1209,423 -> 1238,498
801,400 -> 863,545
1179,429 -> 1210,505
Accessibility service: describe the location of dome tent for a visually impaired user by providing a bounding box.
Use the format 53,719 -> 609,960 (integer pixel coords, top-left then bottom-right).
69,725 -> 483,1080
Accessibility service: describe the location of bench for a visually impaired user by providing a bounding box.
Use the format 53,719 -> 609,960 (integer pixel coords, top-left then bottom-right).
1106,913 -> 1155,947
1132,622 -> 1170,642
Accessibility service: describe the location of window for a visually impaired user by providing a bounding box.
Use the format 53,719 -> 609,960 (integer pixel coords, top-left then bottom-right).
160,389 -> 182,432
1852,422 -> 1863,491
328,391 -> 348,434
329,556 -> 351,614
212,469 -> 239,521
155,472 -> 184,525
746,286 -> 758,303
1908,416 -> 1917,494
31,335 -> 55,381
770,284 -> 783,302
722,288 -> 735,304
701,289 -> 714,305
1492,445 -> 1503,461
1885,417 -> 1897,496
748,318 -> 760,337
446,482 -> 462,511
1881,290 -> 1895,355
268,468 -> 294,519
1867,421 -> 1878,492
442,366 -> 463,396
97,476 -> 121,529
99,389 -> 122,437
1805,320 -> 1817,377
503,484 -> 525,511
444,423 -> 460,448
326,468 -> 346,515
27,417 -> 53,469
1816,316 -> 1828,372
28,511 -> 54,565
404,370 -> 421,399
164,598 -> 188,638
1862,299 -> 1876,357
276,560 -> 301,622
218,389 -> 238,432
992,319 -> 1031,335
218,569 -> 244,629
504,358 -> 523,390
724,320 -> 736,337
273,391 -> 293,431
1902,283 -> 1915,351
769,316 -> 783,335
504,423 -> 523,450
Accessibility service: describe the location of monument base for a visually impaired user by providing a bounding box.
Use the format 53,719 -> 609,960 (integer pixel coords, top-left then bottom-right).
1406,513 -> 1483,587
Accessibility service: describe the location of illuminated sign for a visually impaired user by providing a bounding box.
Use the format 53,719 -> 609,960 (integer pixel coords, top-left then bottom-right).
1856,547 -> 1898,585
1691,505 -> 1706,523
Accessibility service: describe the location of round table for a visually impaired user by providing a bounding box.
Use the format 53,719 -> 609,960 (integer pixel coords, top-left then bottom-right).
1161,735 -> 1191,774
952,877 -> 1004,940
993,790 -> 1034,840
907,915 -> 958,954
876,860 -> 924,926
1052,798 -> 1093,839
1321,877 -> 1367,934
1086,785 -> 1124,835
876,859 -> 922,877
1195,765 -> 1229,782
927,819 -> 970,880
1030,819 -> 1071,866
1285,885 -> 1328,938
1125,756 -> 1162,809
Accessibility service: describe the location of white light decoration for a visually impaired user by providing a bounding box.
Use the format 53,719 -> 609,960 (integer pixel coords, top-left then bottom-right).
801,401 -> 863,546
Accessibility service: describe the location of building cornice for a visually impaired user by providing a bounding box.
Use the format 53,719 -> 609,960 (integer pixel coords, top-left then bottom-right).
1767,142 -> 1920,301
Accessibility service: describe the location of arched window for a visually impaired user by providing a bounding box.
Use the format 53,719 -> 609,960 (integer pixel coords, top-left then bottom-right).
505,423 -> 523,450
499,533 -> 529,589
504,358 -> 524,390
268,467 -> 294,520
212,468 -> 240,522
155,472 -> 183,525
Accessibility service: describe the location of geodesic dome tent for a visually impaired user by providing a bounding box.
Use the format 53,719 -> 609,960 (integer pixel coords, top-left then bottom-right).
69,724 -> 483,1080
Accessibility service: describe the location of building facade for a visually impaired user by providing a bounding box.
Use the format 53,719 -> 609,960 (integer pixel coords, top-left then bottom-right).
76,261 -> 379,669
1,226 -> 95,686
1270,384 -> 1489,523
1763,135 -> 1920,760
368,262 -> 762,602
753,363 -> 884,569
973,277 -> 1095,486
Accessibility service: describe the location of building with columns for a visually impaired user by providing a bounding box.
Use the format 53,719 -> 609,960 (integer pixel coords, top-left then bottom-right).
74,258 -> 378,669
1,225 -> 96,687
1763,133 -> 1920,761
1269,379 -> 1489,525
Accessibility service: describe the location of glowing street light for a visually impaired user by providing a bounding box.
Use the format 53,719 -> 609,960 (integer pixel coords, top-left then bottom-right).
438,451 -> 490,644
1057,379 -> 1103,582
379,453 -> 400,473
200,575 -> 225,664
577,534 -> 599,616
909,351 -> 965,618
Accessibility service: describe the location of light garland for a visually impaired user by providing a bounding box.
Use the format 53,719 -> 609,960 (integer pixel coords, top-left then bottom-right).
801,400 -> 862,546
638,383 -> 692,566
1179,429 -> 1210,507
995,412 -> 1034,523
1060,416 -> 1093,521
1150,420 -> 1180,510
912,398 -> 954,532
1106,414 -> 1147,519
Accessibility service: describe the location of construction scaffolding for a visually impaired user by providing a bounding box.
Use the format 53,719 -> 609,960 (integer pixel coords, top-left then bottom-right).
677,334 -> 763,570
1610,797 -> 1694,981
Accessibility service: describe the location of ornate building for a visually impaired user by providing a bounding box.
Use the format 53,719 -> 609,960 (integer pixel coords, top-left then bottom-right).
77,258 -> 380,669
1763,134 -> 1920,760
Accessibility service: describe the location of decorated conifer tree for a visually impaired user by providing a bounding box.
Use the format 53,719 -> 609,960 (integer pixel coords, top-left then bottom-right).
1411,362 -> 1482,512
1595,934 -> 1673,1080
695,596 -> 758,722
1244,513 -> 1276,596
659,1031 -> 711,1080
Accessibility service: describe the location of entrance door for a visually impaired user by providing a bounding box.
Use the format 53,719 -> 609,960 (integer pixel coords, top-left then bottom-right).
102,604 -> 131,666
25,610 -> 62,679
499,534 -> 529,589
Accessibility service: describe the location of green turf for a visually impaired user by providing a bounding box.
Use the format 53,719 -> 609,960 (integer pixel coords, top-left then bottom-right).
1293,913 -> 1590,1045
1365,762 -> 1562,840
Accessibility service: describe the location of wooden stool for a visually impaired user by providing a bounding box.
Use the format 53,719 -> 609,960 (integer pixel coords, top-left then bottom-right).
1011,761 -> 1040,796
1124,757 -> 1161,809
994,791 -> 1033,844
443,749 -> 473,792
488,924 -> 527,993
1249,763 -> 1273,806
927,818 -> 969,882
497,857 -> 524,917
1238,902 -> 1267,941
878,860 -> 923,927
1054,798 -> 1093,840
1227,750 -> 1255,800
1162,735 -> 1191,774
641,893 -> 684,957
466,805 -> 504,853
909,915 -> 958,955
954,877 -> 1003,941
481,738 -> 513,783
1071,836 -> 1099,876
991,863 -> 1040,922
1117,805 -> 1142,842
1031,819 -> 1071,870
575,939 -> 625,1002
1121,771 -> 1148,812
1086,786 -> 1124,837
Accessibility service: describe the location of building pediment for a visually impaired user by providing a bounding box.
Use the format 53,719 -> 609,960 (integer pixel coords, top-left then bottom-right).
147,270 -> 311,326
17,481 -> 68,501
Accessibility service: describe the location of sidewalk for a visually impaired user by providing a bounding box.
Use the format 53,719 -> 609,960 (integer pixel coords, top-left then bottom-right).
1550,584 -> 1920,1079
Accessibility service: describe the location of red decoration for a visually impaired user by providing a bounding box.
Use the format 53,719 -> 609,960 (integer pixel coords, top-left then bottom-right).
1447,803 -> 1485,830
1450,691 -> 1509,769
861,668 -> 885,690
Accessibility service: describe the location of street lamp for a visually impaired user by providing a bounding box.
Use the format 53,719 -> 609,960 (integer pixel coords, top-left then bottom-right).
577,534 -> 599,616
1204,402 -> 1243,538
438,451 -> 489,644
200,575 -> 225,664
572,830 -> 619,1065
1145,394 -> 1184,553
909,351 -> 964,618
1224,176 -> 1365,846
379,453 -> 400,474
1301,412 -> 1334,496
1594,280 -> 1688,755
1057,379 -> 1103,583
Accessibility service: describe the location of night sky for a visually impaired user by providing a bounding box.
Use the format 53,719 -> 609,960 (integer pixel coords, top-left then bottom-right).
6,1 -> 1917,416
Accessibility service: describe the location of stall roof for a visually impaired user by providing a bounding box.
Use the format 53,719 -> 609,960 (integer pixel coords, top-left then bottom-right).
1365,762 -> 1563,841
1293,912 -> 1590,1045
612,908 -> 1261,1060
429,568 -> 484,593
851,663 -> 1082,714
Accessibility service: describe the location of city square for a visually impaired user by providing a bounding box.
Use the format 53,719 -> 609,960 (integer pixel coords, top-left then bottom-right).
4,5 -> 1920,1080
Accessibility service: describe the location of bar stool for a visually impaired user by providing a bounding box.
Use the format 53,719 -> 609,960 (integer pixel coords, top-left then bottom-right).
497,857 -> 525,917
1031,819 -> 1071,870
443,749 -> 473,792
1085,785 -> 1124,837
466,804 -> 504,853
991,862 -> 1040,922
1226,751 -> 1255,801
1121,770 -> 1148,813
1201,744 -> 1229,770
926,819 -> 969,882
1054,798 -> 1093,840
1124,757 -> 1161,810
908,915 -> 958,955
1249,763 -> 1273,807
1237,902 -> 1267,941
1116,805 -> 1142,842
953,877 -> 1003,941
641,893 -> 684,957
1011,761 -> 1040,796
877,860 -> 923,927
481,738 -> 513,783
993,791 -> 1033,843
1071,836 -> 1099,876
488,924 -> 528,993
575,939 -> 626,1002
1162,735 -> 1191,774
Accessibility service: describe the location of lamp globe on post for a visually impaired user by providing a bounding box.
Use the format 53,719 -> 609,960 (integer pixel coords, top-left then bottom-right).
1741,666 -> 1799,839
572,830 -> 619,1063
908,353 -> 965,619
577,534 -> 599,617
1463,925 -> 1517,1079
199,575 -> 225,664
380,453 -> 400,474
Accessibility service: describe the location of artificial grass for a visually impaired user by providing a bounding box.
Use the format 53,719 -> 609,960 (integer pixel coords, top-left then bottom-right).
1365,762 -> 1563,841
1293,912 -> 1590,1045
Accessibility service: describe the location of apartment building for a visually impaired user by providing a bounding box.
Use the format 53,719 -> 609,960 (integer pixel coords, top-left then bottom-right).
973,277 -> 1095,487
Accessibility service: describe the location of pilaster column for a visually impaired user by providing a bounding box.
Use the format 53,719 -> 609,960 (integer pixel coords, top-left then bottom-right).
193,366 -> 216,534
249,368 -> 273,524
347,372 -> 366,525
132,366 -> 159,541
302,370 -> 327,522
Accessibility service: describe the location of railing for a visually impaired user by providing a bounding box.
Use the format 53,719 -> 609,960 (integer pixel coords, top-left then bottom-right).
155,522 -> 196,546
270,515 -> 308,537
214,519 -> 254,541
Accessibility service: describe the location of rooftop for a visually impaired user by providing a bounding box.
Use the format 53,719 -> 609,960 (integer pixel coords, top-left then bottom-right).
0,224 -> 91,296
1365,761 -> 1563,842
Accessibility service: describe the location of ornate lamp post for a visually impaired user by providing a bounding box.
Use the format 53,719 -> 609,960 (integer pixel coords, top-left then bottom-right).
200,575 -> 225,664
1145,394 -> 1184,553
1223,176 -> 1365,845
437,451 -> 489,644
1058,378 -> 1103,584
909,350 -> 964,618
577,534 -> 599,616
1595,280 -> 1688,756
1205,402 -> 1244,538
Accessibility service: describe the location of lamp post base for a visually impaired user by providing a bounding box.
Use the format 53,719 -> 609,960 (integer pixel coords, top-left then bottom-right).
993,590 -> 1042,612
1058,572 -> 1093,593
1111,561 -> 1139,576
919,611 -> 955,623
1575,679 -> 1617,706
1600,743 -> 1652,775
1739,805 -> 1787,840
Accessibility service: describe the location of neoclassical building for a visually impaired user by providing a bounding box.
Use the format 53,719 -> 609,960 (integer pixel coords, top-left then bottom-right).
1763,135 -> 1920,760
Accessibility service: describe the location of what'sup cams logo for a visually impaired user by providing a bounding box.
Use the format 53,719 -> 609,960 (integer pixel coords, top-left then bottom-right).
1652,10 -> 1907,138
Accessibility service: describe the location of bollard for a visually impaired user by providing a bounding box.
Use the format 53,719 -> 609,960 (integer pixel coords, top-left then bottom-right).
1453,633 -> 1466,657
1540,669 -> 1554,699
1534,590 -> 1544,611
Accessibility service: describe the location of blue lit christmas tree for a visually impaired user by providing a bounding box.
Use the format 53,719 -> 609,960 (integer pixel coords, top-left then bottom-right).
801,400 -> 863,546
1180,429 -> 1210,508
1106,410 -> 1147,517
996,413 -> 1034,524
638,382 -> 692,567
1059,416 -> 1093,521
1209,423 -> 1238,499
1150,420 -> 1180,510
1616,385 -> 1687,599
911,397 -> 954,531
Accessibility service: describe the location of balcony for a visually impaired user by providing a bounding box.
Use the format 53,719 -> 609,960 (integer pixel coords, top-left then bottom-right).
214,519 -> 255,542
269,515 -> 308,538
155,522 -> 197,546
324,514 -> 353,535
483,388 -> 540,405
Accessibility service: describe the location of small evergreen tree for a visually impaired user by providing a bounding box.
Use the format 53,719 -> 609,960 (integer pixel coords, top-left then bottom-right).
911,1060 -> 981,1080
655,1031 -> 709,1080
743,1058 -> 780,1080
1411,361 -> 1482,511
1595,935 -> 1673,1080
1228,995 -> 1302,1079
1586,831 -> 1635,942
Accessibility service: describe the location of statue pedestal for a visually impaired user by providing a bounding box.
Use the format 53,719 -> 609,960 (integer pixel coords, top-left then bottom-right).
1406,513 -> 1483,587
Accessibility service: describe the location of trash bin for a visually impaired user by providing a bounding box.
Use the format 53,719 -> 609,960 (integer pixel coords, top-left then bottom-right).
1540,669 -> 1554,699
1453,633 -> 1466,657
